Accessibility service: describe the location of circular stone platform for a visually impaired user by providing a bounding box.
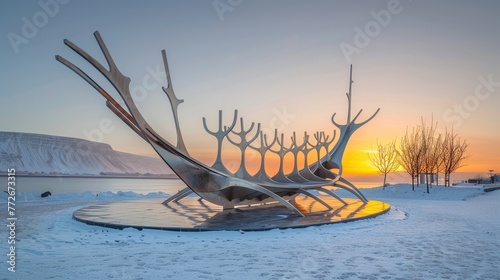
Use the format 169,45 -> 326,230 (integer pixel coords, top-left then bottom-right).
73,197 -> 390,231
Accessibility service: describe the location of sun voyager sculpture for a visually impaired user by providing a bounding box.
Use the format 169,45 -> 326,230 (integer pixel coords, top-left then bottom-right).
56,31 -> 384,221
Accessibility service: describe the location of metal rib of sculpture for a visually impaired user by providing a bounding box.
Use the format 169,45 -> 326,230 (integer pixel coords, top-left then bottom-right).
56,31 -> 379,217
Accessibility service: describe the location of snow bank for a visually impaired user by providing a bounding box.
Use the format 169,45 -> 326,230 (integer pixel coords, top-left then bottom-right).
356,183 -> 485,201
0,190 -> 170,204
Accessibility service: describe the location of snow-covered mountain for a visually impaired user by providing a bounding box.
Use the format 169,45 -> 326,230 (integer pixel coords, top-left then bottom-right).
0,131 -> 173,176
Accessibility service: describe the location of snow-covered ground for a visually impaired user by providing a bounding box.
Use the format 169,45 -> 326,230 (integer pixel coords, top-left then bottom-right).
1,184 -> 499,279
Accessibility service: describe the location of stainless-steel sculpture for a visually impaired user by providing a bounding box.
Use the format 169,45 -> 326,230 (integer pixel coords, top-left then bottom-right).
56,31 -> 379,217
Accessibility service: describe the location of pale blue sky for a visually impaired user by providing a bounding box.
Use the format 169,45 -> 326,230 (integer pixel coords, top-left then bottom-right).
1,0 -> 499,174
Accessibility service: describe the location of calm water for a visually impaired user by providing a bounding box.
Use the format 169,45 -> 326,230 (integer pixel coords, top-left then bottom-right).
352,181 -> 383,189
11,177 -> 186,195
8,176 -> 381,195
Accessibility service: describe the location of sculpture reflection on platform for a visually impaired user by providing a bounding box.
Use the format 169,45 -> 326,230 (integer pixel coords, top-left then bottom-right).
73,197 -> 391,231
56,31 -> 380,217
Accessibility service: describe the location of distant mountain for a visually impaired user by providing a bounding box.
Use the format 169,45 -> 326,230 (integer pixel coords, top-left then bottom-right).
0,131 -> 174,176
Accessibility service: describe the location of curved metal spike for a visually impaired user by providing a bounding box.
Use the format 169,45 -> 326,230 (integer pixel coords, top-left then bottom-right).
331,130 -> 337,143
242,120 -> 255,134
324,131 -> 336,146
351,109 -> 364,123
225,130 -> 240,146
263,129 -> 278,148
355,108 -> 380,127
225,110 -> 239,133
273,133 -> 292,154
307,132 -> 319,148
331,113 -> 343,128
202,116 -> 213,135
93,31 -> 119,72
247,123 -> 262,144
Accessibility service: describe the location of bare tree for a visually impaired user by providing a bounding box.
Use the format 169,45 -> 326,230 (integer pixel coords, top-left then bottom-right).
420,119 -> 442,193
368,139 -> 400,188
413,126 -> 426,187
441,129 -> 469,187
430,134 -> 443,186
398,127 -> 422,191
399,117 -> 469,191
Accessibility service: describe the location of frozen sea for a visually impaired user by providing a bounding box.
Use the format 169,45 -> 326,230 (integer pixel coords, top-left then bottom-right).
9,176 -> 186,195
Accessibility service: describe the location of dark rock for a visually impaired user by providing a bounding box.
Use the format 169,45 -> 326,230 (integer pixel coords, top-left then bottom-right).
41,191 -> 52,198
